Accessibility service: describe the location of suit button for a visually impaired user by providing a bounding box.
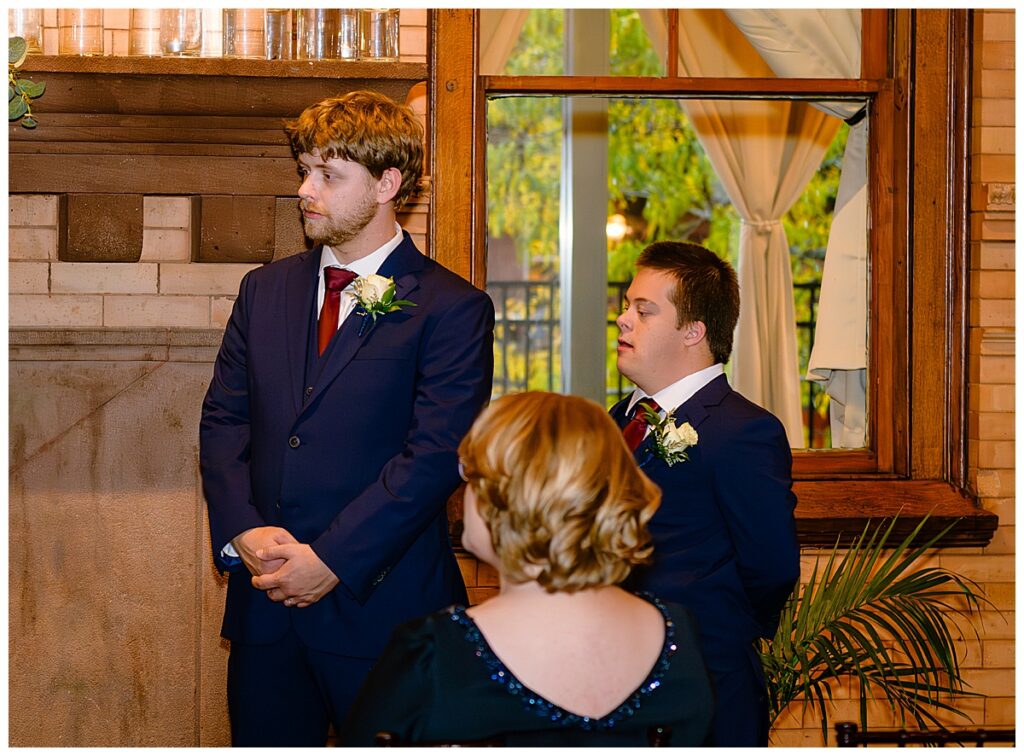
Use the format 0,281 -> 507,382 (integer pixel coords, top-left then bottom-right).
288,435 -> 300,448
275,500 -> 281,510
305,386 -> 313,396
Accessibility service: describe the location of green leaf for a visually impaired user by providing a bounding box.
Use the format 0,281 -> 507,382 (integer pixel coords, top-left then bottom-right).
8,83 -> 15,102
20,80 -> 45,99
762,515 -> 994,743
9,96 -> 27,121
9,36 -> 27,66
20,115 -> 37,129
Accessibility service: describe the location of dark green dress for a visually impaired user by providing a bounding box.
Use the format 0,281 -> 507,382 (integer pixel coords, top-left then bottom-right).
340,594 -> 714,747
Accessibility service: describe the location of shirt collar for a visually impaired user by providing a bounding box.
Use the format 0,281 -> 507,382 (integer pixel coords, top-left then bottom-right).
626,363 -> 725,416
318,223 -> 403,280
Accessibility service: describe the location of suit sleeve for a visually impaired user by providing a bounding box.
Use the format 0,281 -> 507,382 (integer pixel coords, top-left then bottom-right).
311,288 -> 495,602
712,413 -> 800,638
198,270 -> 268,570
338,617 -> 436,746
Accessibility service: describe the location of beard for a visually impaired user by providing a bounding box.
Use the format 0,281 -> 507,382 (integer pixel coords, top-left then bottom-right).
301,191 -> 379,247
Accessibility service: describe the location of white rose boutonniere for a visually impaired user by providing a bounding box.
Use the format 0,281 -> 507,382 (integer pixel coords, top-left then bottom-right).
640,403 -> 698,467
351,274 -> 416,335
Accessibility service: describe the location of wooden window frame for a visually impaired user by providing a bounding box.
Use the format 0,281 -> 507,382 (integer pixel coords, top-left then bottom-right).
428,9 -> 995,547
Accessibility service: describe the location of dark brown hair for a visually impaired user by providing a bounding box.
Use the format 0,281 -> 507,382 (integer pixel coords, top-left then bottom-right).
637,241 -> 740,364
284,90 -> 423,210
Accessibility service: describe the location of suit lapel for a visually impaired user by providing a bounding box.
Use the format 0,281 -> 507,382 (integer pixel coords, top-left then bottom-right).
284,247 -> 323,416
303,234 -> 424,413
634,373 -> 731,468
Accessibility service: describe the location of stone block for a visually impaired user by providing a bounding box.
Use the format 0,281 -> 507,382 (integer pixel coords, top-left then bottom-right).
972,468 -> 1015,498
399,26 -> 427,58
399,8 -> 427,26
273,197 -> 309,261
968,411 -> 1015,441
198,196 -> 275,263
972,126 -> 1016,155
9,262 -> 49,294
9,360 -> 213,745
970,270 -> 1015,299
10,227 -> 59,261
10,194 -> 59,227
9,294 -> 103,327
985,696 -> 1016,725
980,40 -> 1015,70
104,295 -> 210,328
63,194 -> 144,263
51,262 -> 158,294
983,581 -> 1015,610
209,297 -> 235,329
141,228 -> 193,262
975,384 -> 1014,412
970,154 -> 1015,183
110,29 -> 128,56
159,263 -> 258,296
104,8 -> 129,28
971,241 -> 1014,270
939,553 -> 1015,583
980,69 -> 1015,99
144,196 -> 195,229
973,98 -> 1015,127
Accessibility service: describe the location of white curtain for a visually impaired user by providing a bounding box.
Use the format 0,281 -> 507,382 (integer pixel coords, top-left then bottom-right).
639,10 -> 839,447
725,10 -> 867,448
479,10 -> 530,75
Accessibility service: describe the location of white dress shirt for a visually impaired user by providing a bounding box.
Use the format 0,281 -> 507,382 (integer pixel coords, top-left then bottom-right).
625,363 -> 725,440
317,223 -> 404,330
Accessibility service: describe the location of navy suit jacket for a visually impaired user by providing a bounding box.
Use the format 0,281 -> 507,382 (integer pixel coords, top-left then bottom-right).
199,233 -> 494,658
611,374 -> 799,661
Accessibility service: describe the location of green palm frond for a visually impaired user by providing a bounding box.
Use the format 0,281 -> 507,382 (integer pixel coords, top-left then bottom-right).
762,516 -> 992,743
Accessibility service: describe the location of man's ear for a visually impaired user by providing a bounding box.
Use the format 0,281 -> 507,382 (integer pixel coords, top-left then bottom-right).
376,167 -> 403,205
681,320 -> 707,347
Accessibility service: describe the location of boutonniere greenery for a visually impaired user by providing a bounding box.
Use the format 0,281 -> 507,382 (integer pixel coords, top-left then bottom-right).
640,404 -> 698,467
351,274 -> 416,336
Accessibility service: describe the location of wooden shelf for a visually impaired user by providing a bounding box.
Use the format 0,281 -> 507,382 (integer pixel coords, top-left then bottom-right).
20,54 -> 426,81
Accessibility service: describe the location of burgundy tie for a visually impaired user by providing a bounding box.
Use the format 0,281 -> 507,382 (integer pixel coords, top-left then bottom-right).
318,267 -> 358,355
623,398 -> 661,451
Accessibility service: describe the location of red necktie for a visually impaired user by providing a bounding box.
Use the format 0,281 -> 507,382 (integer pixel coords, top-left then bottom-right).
623,398 -> 661,451
318,267 -> 358,355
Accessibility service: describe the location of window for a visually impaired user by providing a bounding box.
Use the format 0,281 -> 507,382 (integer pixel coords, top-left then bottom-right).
429,9 -> 995,546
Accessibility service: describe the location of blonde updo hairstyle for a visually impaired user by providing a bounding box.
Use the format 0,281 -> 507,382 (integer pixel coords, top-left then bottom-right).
458,392 -> 661,593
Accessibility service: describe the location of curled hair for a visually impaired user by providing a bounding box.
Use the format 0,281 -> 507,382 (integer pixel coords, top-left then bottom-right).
284,90 -> 423,210
637,241 -> 740,364
458,392 -> 661,593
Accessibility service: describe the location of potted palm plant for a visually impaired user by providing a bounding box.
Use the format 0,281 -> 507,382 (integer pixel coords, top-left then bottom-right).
762,516 -> 992,745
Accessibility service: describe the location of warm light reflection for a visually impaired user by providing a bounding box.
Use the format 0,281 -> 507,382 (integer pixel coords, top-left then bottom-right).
606,213 -> 628,242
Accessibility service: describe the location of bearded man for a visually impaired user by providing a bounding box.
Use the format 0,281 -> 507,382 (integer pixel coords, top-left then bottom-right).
199,90 -> 494,746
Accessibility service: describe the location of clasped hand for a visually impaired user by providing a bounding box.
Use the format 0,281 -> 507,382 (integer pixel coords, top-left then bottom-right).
233,526 -> 340,609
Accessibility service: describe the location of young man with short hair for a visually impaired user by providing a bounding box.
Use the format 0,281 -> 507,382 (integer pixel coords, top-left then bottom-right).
613,240 -> 799,747
200,90 -> 494,746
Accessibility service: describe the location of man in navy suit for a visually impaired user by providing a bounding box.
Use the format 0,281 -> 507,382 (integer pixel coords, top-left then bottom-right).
199,91 -> 494,746
611,241 -> 799,746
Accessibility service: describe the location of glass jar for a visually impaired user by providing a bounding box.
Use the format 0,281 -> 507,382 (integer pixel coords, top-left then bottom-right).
359,9 -> 399,62
222,8 -> 264,59
295,9 -> 339,60
8,9 -> 43,54
337,9 -> 359,60
129,8 -> 162,56
160,9 -> 202,57
264,8 -> 292,60
58,8 -> 104,56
